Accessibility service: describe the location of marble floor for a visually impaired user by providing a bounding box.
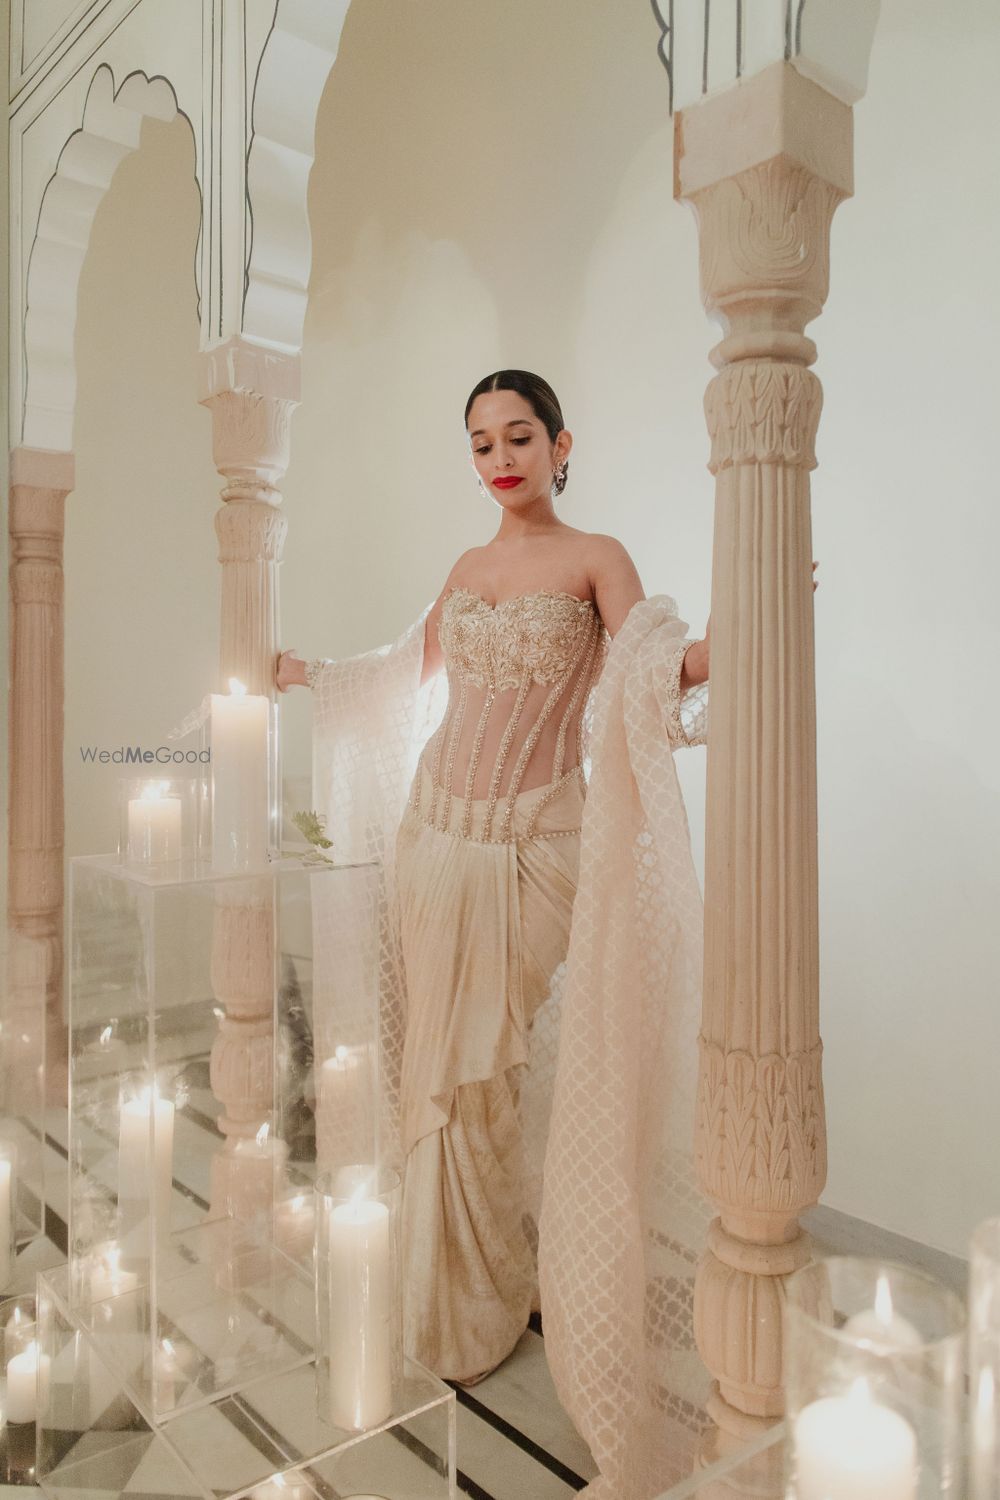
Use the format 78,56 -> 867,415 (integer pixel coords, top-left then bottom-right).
4,1096 -> 603,1500
3,1087 -> 968,1499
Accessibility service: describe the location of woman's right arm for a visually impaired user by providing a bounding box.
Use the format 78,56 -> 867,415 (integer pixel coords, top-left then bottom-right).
275,555 -> 468,693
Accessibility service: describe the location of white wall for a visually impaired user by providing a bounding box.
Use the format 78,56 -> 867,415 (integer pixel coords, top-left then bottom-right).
53,0 -> 998,1255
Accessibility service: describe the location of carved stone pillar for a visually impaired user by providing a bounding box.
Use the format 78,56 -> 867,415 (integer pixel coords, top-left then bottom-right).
675,63 -> 853,1434
197,337 -> 299,1215
7,447 -> 75,1097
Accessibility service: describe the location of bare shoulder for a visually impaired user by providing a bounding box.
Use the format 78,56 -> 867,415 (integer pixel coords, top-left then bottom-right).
582,532 -> 640,581
442,545 -> 489,590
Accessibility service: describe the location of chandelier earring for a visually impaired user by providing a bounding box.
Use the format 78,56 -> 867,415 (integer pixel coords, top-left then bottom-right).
553,460 -> 568,496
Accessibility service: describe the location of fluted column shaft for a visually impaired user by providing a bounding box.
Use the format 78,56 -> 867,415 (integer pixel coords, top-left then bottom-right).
197,336 -> 298,1215
675,63 -> 853,1428
7,447 -> 76,1093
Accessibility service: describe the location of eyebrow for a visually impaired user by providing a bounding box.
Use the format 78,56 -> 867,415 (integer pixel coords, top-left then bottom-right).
469,418 -> 534,439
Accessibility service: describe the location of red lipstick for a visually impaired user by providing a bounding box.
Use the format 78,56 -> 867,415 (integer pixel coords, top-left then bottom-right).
493,477 -> 524,489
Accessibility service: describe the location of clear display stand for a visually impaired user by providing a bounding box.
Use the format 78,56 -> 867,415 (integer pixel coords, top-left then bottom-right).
35,852 -> 456,1499
0,929 -> 47,1290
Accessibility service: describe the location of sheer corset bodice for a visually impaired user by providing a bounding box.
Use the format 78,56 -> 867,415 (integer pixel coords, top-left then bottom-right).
410,588 -> 607,843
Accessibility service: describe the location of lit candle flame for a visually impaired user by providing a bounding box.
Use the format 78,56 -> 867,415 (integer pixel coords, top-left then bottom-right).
161,1338 -> 175,1357
100,1025 -> 113,1047
228,677 -> 247,697
874,1273 -> 893,1326
848,1376 -> 872,1405
334,1044 -> 349,1063
140,780 -> 171,801
255,1122 -> 270,1148
349,1178 -> 373,1210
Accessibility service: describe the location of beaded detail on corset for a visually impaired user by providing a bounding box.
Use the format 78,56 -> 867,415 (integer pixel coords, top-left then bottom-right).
410,588 -> 607,844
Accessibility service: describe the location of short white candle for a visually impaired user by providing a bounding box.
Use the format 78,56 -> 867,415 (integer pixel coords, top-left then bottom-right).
319,1045 -> 374,1169
6,1340 -> 51,1424
211,678 -> 270,873
0,1155 -> 14,1288
250,1477 -> 311,1500
275,1192 -> 315,1259
325,1190 -> 392,1430
127,781 -> 182,865
5,1304 -> 33,1359
118,1089 -> 175,1260
152,1337 -> 182,1414
794,1380 -> 918,1500
89,1242 -> 139,1328
842,1273 -> 923,1351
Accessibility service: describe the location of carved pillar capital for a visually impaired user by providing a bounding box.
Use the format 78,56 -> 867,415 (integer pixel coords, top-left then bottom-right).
197,336 -> 300,503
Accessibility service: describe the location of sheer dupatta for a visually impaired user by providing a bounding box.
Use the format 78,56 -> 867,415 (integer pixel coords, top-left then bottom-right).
538,595 -> 712,1499
310,595 -> 711,1500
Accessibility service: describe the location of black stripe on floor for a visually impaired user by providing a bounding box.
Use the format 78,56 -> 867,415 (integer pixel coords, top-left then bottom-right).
449,1383 -> 588,1492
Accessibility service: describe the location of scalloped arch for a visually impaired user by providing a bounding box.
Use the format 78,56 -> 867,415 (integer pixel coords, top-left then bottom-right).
21,63 -> 198,452
243,0 -> 353,354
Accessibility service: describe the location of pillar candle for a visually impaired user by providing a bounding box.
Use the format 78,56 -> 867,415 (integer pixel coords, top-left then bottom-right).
842,1274 -> 922,1351
5,1304 -> 33,1358
6,1340 -> 51,1424
210,678 -> 270,872
794,1381 -> 918,1500
251,1479 -> 311,1500
319,1044 -> 374,1169
325,1193 -> 392,1430
127,781 -> 181,865
118,1089 -> 175,1260
90,1243 -> 139,1337
0,1154 -> 13,1288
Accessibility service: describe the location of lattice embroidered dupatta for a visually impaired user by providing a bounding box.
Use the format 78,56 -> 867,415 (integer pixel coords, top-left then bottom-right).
311,595 -> 711,1500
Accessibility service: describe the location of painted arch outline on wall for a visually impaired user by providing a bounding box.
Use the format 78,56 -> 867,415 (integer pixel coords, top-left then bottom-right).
20,63 -> 199,452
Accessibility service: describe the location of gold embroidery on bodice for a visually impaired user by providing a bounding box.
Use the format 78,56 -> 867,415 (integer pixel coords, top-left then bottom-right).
412,588 -> 607,842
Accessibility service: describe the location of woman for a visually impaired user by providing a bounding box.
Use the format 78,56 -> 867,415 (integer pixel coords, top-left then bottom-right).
278,370 -> 710,1493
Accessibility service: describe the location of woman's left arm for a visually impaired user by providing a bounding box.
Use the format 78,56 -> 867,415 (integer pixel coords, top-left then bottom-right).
590,535 -> 709,683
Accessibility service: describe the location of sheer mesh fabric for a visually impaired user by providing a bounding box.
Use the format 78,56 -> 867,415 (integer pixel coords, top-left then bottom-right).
413,587 -> 607,832
311,594 -> 710,1498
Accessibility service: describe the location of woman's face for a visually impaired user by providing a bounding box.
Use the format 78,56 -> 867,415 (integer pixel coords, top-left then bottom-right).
466,389 -> 569,508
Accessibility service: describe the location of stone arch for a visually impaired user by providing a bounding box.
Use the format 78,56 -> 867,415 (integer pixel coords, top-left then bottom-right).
21,63 -> 198,451
243,0 -> 353,353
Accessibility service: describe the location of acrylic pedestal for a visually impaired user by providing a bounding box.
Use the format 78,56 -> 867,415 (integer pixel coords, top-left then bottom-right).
35,851 -> 456,1498
37,1260 -> 456,1499
1,929 -> 48,1292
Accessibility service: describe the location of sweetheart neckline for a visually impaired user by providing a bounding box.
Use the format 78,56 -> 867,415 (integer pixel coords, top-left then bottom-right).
445,585 -> 596,612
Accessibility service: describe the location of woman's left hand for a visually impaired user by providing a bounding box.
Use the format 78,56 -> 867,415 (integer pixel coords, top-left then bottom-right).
685,561 -> 815,690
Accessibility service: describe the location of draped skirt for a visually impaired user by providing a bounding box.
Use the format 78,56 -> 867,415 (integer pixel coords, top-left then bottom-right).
394,759 -> 585,1382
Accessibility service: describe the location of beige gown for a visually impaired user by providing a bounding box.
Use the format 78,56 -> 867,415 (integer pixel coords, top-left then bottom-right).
394,586 -> 606,1382
311,592 -> 710,1497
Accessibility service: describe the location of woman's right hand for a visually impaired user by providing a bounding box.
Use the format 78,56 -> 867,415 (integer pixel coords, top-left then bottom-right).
276,648 -> 307,692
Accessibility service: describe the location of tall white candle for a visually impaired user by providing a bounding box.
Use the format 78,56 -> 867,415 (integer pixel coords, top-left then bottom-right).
127,781 -> 182,865
6,1340 -> 51,1424
118,1089 -> 175,1260
325,1192 -> 392,1430
0,1154 -> 13,1288
210,678 -> 270,872
794,1380 -> 918,1500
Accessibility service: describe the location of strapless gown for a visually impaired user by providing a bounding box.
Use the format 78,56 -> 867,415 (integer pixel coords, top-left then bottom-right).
395,587 -> 606,1382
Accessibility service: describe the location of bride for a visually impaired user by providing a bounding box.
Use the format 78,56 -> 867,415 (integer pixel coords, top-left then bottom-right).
278,369 -> 710,1497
